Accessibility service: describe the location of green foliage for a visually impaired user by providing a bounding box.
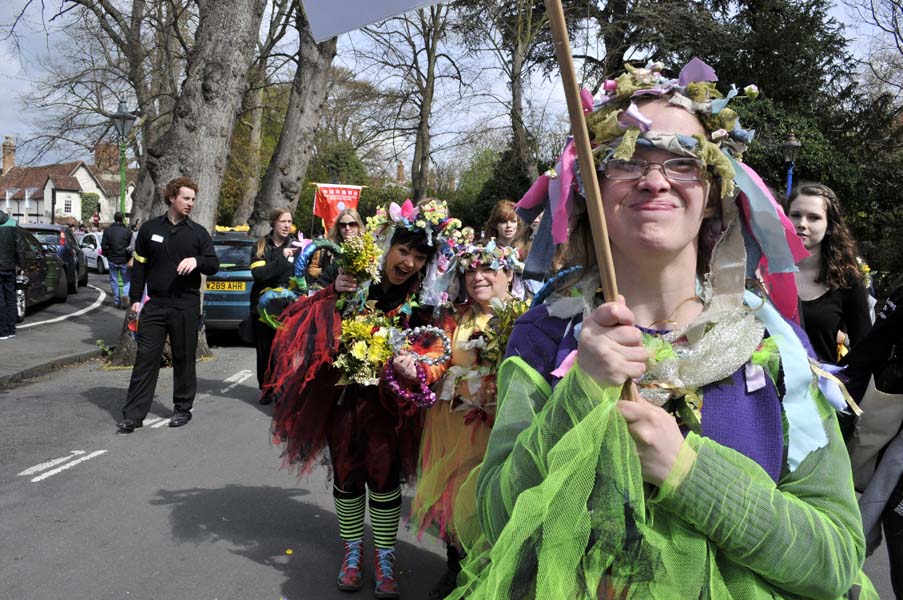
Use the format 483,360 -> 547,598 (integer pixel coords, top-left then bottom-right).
448,148 -> 501,229
217,84 -> 290,225
80,192 -> 100,221
306,141 -> 368,186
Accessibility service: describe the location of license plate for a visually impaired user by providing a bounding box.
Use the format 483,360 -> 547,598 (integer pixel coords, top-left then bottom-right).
206,280 -> 247,291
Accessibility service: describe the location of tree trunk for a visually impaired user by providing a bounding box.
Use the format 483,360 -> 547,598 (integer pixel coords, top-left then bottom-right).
133,0 -> 267,229
510,48 -> 539,181
117,0 -> 266,364
231,84 -> 264,226
249,8 -> 337,237
409,7 -> 443,202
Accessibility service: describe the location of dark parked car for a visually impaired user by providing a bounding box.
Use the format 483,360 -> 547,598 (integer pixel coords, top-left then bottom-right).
21,223 -> 88,294
203,233 -> 255,330
16,227 -> 68,322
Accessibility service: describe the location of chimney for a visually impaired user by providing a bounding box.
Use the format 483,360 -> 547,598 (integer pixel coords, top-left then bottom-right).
2,136 -> 15,175
94,143 -> 119,173
396,160 -> 404,184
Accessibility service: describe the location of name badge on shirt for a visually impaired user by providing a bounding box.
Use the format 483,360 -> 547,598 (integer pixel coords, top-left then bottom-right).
151,234 -> 164,243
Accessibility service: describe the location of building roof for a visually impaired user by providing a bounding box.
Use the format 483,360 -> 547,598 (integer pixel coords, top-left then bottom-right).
90,166 -> 138,198
0,161 -> 83,200
48,175 -> 82,192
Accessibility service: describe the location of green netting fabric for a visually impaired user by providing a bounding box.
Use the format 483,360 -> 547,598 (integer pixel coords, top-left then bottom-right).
449,356 -> 877,599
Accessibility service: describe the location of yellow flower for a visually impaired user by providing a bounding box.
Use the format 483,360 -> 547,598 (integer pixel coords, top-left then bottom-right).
351,340 -> 369,361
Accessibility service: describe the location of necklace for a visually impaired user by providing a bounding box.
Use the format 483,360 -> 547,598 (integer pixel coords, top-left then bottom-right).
647,294 -> 703,331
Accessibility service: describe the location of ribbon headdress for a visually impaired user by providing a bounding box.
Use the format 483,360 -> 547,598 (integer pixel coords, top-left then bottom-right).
519,57 -> 808,324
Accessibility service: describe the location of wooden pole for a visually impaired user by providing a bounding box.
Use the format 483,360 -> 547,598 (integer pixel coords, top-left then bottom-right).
543,0 -> 619,302
545,0 -> 639,400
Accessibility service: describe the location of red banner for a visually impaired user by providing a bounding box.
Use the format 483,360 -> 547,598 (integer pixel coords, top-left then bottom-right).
313,184 -> 362,231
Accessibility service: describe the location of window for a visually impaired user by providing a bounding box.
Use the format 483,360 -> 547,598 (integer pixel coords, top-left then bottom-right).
64,198 -> 72,213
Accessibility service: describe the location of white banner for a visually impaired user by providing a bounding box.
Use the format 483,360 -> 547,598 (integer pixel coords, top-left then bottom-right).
302,0 -> 444,42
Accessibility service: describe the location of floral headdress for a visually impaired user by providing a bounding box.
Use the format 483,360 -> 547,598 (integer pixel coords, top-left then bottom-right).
366,198 -> 462,248
586,57 -> 759,200
367,198 -> 462,309
456,239 -> 524,273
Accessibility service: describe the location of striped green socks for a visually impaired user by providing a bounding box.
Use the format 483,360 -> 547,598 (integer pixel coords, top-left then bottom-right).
333,485 -> 365,542
368,487 -> 402,550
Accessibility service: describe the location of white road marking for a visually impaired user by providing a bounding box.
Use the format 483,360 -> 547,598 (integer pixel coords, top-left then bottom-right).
223,369 -> 253,384
29,450 -> 108,482
18,284 -> 107,329
143,417 -> 164,426
151,419 -> 170,428
17,450 -> 86,476
221,369 -> 253,394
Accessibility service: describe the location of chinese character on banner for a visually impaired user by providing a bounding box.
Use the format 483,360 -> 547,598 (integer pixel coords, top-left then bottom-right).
313,184 -> 362,231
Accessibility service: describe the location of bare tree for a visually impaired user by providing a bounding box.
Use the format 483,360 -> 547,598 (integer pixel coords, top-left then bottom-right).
845,0 -> 903,95
229,0 -> 294,226
456,0 -> 549,181
130,0 -> 267,229
1,0 -> 213,190
357,4 -> 467,201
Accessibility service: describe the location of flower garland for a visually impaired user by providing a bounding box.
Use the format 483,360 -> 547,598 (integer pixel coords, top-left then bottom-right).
366,198 -> 461,248
390,325 -> 453,366
456,239 -> 524,273
333,312 -> 398,386
384,325 -> 453,407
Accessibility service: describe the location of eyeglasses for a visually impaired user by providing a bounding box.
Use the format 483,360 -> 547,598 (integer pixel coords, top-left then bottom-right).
338,221 -> 359,229
602,158 -> 706,182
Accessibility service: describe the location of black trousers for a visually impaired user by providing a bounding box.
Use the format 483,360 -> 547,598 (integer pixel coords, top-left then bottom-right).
122,302 -> 199,421
0,270 -> 15,336
254,318 -> 276,389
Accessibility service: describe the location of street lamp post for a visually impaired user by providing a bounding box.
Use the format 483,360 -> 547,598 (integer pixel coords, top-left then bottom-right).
782,132 -> 802,199
109,100 -> 137,220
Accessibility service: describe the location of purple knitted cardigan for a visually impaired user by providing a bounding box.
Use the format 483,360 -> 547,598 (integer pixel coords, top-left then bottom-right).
504,305 -> 816,483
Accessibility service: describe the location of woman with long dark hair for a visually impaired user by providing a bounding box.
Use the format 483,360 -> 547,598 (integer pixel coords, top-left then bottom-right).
787,182 -> 871,363
265,201 -> 459,599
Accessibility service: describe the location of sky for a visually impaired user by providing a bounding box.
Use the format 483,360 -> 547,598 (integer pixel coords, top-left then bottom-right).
0,0 -> 878,169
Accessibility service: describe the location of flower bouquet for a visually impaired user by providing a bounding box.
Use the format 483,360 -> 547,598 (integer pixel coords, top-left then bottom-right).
335,233 -> 383,314
334,311 -> 398,386
483,297 -> 530,373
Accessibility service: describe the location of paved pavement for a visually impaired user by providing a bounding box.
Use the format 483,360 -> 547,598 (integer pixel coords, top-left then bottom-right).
0,271 -> 125,387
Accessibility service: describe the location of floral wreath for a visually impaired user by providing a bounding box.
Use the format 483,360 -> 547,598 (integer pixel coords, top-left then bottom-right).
456,239 -> 524,273
366,198 -> 462,248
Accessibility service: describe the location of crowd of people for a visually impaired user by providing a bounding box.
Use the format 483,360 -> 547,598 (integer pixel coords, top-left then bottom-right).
109,59 -> 903,600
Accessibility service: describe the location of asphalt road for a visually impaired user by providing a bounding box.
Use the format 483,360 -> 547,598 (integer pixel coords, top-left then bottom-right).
0,269 -> 896,599
0,339 -> 445,600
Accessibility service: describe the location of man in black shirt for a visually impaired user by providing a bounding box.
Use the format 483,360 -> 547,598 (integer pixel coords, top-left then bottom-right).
101,211 -> 133,308
117,176 -> 219,432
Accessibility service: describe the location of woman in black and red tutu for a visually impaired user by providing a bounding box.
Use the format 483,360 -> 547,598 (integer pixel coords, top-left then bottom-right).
263,199 -> 459,599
